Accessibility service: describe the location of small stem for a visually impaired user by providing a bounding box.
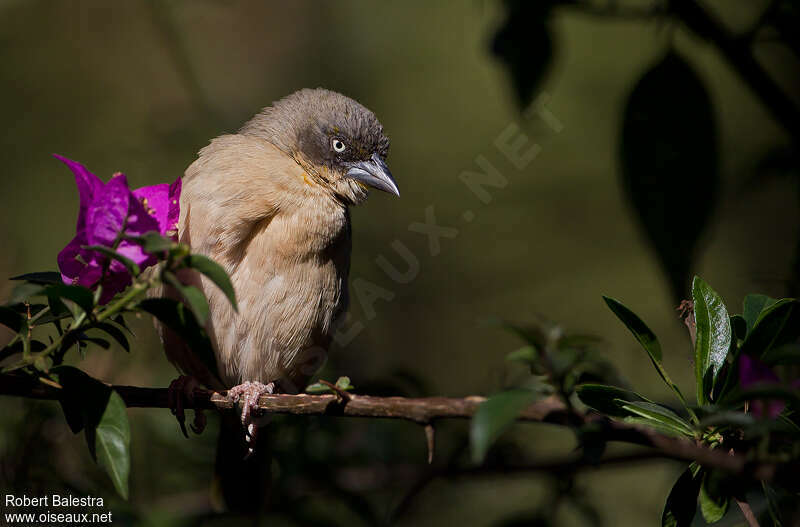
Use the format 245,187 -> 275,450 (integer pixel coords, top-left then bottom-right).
736,497 -> 761,527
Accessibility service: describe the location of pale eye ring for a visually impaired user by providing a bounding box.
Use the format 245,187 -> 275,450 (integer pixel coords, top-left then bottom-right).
332,138 -> 346,153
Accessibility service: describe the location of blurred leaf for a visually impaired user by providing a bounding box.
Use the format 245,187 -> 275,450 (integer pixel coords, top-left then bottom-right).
619,401 -> 694,437
506,345 -> 538,364
491,0 -> 556,108
0,305 -> 24,333
762,481 -> 784,527
335,376 -> 353,391
45,284 -> 95,316
740,299 -> 800,358
162,271 -> 209,325
699,471 -> 729,523
620,51 -> 717,301
7,282 -> 45,305
129,231 -> 175,254
730,314 -> 747,341
470,389 -> 538,464
10,271 -> 63,284
82,245 -> 141,277
662,468 -> 700,527
576,383 -> 651,417
184,254 -> 237,311
692,277 -> 731,404
697,411 -> 755,429
94,323 -> 130,352
761,343 -> 800,365
603,297 -> 690,412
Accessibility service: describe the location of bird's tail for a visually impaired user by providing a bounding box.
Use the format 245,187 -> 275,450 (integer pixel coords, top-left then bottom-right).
212,412 -> 272,513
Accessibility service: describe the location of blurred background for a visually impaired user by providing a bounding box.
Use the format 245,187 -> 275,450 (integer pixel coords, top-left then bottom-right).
0,0 -> 797,525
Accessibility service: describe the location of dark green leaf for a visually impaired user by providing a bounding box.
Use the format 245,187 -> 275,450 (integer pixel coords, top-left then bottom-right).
162,271 -> 210,325
82,245 -> 140,277
692,277 -> 731,405
619,401 -> 694,437
80,337 -> 110,350
621,51 -> 718,302
740,299 -> 800,359
662,468 -> 700,527
761,343 -> 800,366
45,284 -> 95,316
137,298 -> 219,382
576,383 -> 651,417
129,231 -> 175,254
470,389 -> 538,464
10,271 -> 63,284
0,306 -> 24,333
7,282 -> 46,304
93,390 -> 130,499
742,294 -> 777,334
699,470 -> 729,523
603,296 -> 691,412
184,254 -> 237,311
94,323 -> 130,352
730,314 -> 747,341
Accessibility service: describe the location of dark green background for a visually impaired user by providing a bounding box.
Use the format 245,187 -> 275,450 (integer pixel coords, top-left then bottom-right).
0,1 -> 796,525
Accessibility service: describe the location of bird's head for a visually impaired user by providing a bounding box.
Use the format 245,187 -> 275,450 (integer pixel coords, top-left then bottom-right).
240,88 -> 398,205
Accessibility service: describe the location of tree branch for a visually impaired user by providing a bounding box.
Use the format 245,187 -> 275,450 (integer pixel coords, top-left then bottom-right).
1,373 -> 788,484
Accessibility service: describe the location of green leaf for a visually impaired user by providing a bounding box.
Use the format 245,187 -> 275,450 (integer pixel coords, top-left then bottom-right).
0,306 -> 24,333
45,284 -> 95,316
603,296 -> 692,417
762,482 -> 784,527
305,382 -> 331,394
162,271 -> 210,325
93,390 -> 130,499
53,366 -> 130,499
575,383 -> 651,417
82,245 -> 140,277
129,231 -> 176,254
505,345 -> 538,364
691,277 -> 731,405
137,298 -> 219,382
619,401 -> 695,437
335,376 -> 353,391
662,468 -> 700,527
7,282 -> 46,305
94,323 -> 130,352
699,471 -> 729,523
184,254 -> 238,311
761,343 -> 800,366
10,271 -> 63,284
729,314 -> 747,341
470,389 -> 537,464
740,299 -> 799,359
742,294 -> 778,334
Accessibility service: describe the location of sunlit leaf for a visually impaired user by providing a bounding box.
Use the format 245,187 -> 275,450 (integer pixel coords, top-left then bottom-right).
692,277 -> 731,404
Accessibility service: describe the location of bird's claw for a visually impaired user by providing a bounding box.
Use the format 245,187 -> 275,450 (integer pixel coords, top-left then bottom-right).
226,381 -> 275,457
168,375 -> 206,437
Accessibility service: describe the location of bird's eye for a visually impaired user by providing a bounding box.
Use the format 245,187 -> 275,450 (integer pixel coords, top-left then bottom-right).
332,139 -> 346,153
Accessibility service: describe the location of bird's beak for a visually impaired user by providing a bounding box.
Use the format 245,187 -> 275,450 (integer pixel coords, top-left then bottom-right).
346,153 -> 400,197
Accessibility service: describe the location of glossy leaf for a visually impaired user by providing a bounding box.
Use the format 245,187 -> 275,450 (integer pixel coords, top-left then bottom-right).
470,389 -> 537,463
692,277 -> 731,404
619,401 -> 694,437
662,468 -> 700,527
184,254 -> 237,312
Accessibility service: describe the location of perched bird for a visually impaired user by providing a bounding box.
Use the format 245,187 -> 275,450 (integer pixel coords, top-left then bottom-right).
161,88 -> 398,510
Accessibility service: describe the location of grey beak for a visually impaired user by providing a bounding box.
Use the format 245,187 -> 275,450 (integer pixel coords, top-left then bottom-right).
346,153 -> 400,197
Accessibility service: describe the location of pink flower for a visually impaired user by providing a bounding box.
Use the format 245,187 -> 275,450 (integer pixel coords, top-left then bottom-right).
55,155 -> 181,303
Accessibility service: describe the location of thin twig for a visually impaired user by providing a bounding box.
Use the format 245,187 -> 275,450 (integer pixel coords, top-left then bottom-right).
736,497 -> 761,527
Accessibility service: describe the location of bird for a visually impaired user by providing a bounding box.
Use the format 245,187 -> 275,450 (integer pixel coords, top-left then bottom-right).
159,88 -> 398,511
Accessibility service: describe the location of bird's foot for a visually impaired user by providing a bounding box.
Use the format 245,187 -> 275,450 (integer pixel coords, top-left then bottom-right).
167,375 -> 207,437
226,381 -> 275,457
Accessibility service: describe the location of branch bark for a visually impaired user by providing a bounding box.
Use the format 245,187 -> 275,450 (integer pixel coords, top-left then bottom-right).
0,373 -> 786,483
